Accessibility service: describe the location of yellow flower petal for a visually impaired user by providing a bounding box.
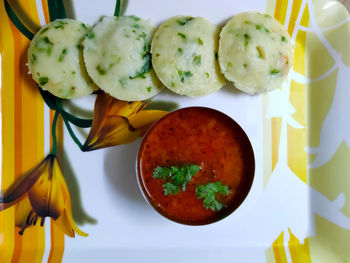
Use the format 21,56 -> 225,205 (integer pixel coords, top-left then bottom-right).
129,110 -> 168,133
0,156 -> 50,211
15,197 -> 32,229
83,92 -> 168,151
54,165 -> 88,237
28,155 -> 65,219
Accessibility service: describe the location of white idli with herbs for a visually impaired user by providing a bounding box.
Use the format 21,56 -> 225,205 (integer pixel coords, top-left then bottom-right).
27,19 -> 96,99
83,16 -> 162,101
151,16 -> 225,97
218,12 -> 293,94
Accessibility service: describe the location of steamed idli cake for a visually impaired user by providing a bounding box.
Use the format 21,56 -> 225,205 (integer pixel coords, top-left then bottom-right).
151,16 -> 225,97
28,19 -> 96,99
218,12 -> 293,94
83,16 -> 162,101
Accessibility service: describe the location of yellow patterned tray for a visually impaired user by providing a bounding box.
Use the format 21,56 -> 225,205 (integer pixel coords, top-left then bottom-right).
1,0 -> 350,262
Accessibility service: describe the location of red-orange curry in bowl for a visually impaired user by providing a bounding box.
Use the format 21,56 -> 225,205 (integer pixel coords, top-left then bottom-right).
137,107 -> 255,225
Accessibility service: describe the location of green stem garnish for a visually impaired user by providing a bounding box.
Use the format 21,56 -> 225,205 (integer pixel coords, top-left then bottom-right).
114,0 -> 121,17
4,0 -> 34,40
50,110 -> 60,155
62,116 -> 83,150
196,181 -> 230,212
153,164 -> 200,195
47,0 -> 67,21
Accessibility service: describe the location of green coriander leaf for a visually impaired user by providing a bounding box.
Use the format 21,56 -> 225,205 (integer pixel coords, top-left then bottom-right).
81,23 -> 87,31
85,31 -> 95,39
196,181 -> 230,212
176,17 -> 193,26
178,70 -> 193,82
281,36 -> 287,42
40,27 -> 49,35
129,15 -> 141,22
31,54 -> 37,64
54,20 -> 67,29
197,37 -> 203,45
129,33 -> 151,79
58,48 -> 67,62
193,55 -> 201,66
270,68 -> 280,75
147,86 -> 152,92
153,164 -> 200,195
96,65 -> 107,75
39,76 -> 49,86
244,33 -> 250,47
163,182 -> 180,195
177,48 -> 183,54
177,32 -> 186,40
153,166 -> 172,180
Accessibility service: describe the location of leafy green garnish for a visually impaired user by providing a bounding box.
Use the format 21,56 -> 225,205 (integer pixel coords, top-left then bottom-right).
31,54 -> 37,64
243,63 -> 247,68
205,72 -> 209,78
71,71 -> 76,75
177,48 -> 183,54
177,32 -> 186,40
244,33 -> 250,47
129,15 -> 140,21
146,86 -> 152,92
119,79 -> 127,88
177,70 -> 193,82
129,52 -> 151,79
170,81 -> 175,88
255,24 -> 270,33
36,36 -> 54,56
270,68 -> 280,75
54,20 -> 67,29
197,37 -> 203,45
153,164 -> 201,195
58,48 -> 67,62
85,31 -> 95,39
163,182 -> 180,195
39,77 -> 49,86
132,24 -> 141,29
40,27 -> 49,35
244,20 -> 251,24
196,182 -> 230,211
96,65 -> 107,75
227,62 -> 232,68
176,17 -> 193,26
281,36 -> 287,42
129,32 -> 151,79
193,55 -> 201,65
81,23 -> 87,30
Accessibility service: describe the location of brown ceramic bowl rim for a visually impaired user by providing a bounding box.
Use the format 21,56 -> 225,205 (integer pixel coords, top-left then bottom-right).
136,106 -> 255,226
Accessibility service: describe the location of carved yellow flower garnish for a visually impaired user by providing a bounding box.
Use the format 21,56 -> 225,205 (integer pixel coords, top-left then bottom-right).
82,92 -> 168,151
0,154 -> 87,237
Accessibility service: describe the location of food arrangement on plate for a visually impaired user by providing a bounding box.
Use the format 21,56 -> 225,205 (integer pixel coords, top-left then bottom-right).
1,0 -> 293,235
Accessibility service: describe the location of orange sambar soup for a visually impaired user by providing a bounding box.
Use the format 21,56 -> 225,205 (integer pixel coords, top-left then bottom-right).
137,107 -> 255,225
